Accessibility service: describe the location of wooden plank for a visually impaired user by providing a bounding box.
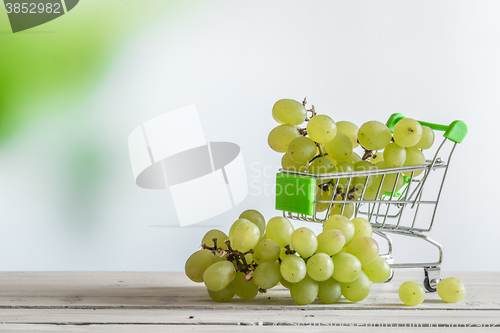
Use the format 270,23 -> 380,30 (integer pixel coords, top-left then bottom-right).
1,308 -> 500,325
2,324 -> 496,333
0,271 -> 499,329
0,271 -> 499,310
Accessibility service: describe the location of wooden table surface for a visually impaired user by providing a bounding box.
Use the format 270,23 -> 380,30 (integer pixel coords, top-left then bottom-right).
0,271 -> 499,332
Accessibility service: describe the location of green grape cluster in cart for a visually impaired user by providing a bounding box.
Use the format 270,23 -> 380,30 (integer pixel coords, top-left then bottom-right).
185,209 -> 394,305
268,98 -> 437,214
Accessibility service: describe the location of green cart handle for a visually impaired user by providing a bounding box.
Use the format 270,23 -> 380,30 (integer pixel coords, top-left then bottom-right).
386,113 -> 467,144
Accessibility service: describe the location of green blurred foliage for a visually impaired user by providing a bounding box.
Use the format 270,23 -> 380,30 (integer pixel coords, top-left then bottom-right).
0,0 -> 181,143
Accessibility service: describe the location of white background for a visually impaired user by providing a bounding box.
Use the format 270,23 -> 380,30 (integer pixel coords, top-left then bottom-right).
1,0 -> 499,271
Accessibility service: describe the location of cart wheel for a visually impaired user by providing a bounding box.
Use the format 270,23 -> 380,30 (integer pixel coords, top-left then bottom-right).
385,269 -> 394,283
423,276 -> 437,292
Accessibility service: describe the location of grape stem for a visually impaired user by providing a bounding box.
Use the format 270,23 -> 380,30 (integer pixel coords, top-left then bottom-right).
362,149 -> 373,160
316,143 -> 325,157
284,244 -> 296,255
201,238 -> 256,277
298,128 -> 308,136
305,105 -> 316,121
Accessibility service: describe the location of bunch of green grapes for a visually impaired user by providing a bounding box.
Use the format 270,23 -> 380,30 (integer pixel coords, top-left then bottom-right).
268,98 -> 438,216
185,208 -> 397,305
185,208 -> 465,306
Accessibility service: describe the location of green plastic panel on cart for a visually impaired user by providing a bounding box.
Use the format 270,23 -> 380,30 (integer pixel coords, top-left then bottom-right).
276,173 -> 316,216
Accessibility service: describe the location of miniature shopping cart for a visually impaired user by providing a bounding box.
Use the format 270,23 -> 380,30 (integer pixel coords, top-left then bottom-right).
275,113 -> 467,291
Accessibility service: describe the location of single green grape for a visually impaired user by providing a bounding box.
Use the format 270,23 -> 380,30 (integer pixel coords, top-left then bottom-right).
255,239 -> 281,263
309,157 -> 335,185
340,271 -> 371,302
282,153 -> 308,172
280,255 -> 307,283
403,147 -> 426,177
436,277 -> 466,303
207,280 -> 236,302
318,278 -> 342,304
307,114 -> 337,144
272,99 -> 307,125
291,227 -> 318,258
268,124 -> 301,153
383,142 -> 406,168
415,125 -> 435,150
357,121 -> 392,150
185,249 -> 217,283
316,229 -> 345,256
203,261 -> 236,291
232,220 -> 260,252
345,236 -> 379,265
351,217 -> 373,241
287,136 -> 318,163
324,132 -> 353,162
362,255 -> 392,283
239,209 -> 266,238
307,253 -> 334,282
234,272 -> 259,300
266,217 -> 294,247
331,252 -> 362,283
399,281 -> 425,306
252,261 -> 282,290
201,229 -> 229,250
336,121 -> 359,148
393,118 -> 423,148
290,275 -> 319,305
323,215 -> 355,245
